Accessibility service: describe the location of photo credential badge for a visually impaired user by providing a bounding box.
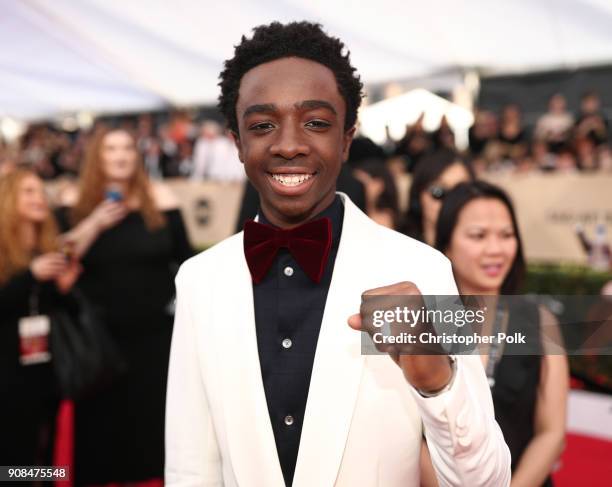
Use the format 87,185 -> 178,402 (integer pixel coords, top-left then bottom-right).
18,315 -> 51,365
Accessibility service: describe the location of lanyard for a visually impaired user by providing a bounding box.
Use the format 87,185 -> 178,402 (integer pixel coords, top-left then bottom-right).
486,304 -> 508,388
29,283 -> 40,316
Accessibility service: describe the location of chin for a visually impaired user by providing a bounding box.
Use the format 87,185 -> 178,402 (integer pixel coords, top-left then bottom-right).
480,279 -> 504,294
106,166 -> 135,179
28,214 -> 48,223
273,199 -> 313,219
110,173 -> 133,181
257,177 -> 334,222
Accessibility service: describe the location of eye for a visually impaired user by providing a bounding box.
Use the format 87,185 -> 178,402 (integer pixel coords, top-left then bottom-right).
501,230 -> 516,239
467,232 -> 485,240
305,119 -> 331,129
248,122 -> 275,133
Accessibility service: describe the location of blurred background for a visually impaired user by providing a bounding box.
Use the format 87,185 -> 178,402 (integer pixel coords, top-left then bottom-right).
2,1 -> 612,485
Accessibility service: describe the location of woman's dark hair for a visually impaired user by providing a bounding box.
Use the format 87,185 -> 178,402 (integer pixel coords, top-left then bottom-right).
401,148 -> 474,240
355,159 -> 399,228
435,180 -> 526,294
218,21 -> 363,135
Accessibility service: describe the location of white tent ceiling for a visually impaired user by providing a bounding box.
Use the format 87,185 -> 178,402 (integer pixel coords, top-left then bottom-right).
359,89 -> 475,149
3,0 -> 612,120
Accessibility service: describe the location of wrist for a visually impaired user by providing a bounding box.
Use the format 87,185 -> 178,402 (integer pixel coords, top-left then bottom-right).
87,214 -> 103,235
28,265 -> 40,281
402,354 -> 451,389
415,356 -> 457,397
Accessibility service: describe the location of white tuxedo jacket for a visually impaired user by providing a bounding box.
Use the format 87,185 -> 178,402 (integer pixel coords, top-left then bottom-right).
165,193 -> 511,487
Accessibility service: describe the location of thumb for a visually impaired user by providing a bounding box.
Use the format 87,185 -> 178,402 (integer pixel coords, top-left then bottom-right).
347,313 -> 362,331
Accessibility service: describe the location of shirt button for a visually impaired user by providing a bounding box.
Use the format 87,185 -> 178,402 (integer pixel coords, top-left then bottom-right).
283,266 -> 294,277
282,338 -> 293,349
284,415 -> 294,426
456,408 -> 469,429
457,435 -> 471,448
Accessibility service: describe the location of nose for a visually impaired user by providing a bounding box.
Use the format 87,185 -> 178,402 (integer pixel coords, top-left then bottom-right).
484,236 -> 503,255
270,122 -> 310,160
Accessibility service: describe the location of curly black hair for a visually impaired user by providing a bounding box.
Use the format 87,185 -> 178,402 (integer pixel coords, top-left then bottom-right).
218,21 -> 363,135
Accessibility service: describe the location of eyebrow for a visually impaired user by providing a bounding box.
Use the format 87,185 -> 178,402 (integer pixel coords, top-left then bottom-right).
242,99 -> 337,119
298,99 -> 337,115
243,103 -> 276,118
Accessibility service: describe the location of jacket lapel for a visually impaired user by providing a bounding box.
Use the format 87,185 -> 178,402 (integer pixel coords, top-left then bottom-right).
217,236 -> 285,487
219,195 -> 379,487
292,194 -> 375,487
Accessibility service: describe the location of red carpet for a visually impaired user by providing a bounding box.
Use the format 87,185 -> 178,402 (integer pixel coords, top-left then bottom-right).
53,392 -> 611,486
52,399 -> 162,487
53,399 -> 73,487
552,433 -> 612,487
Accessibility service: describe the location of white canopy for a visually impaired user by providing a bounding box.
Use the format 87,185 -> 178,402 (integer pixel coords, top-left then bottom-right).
359,89 -> 474,150
3,0 -> 612,120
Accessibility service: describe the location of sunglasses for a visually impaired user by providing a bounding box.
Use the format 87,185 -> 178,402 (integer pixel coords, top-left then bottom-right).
428,185 -> 447,200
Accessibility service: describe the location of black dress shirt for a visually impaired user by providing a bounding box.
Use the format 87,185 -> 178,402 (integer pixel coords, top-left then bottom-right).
253,196 -> 344,486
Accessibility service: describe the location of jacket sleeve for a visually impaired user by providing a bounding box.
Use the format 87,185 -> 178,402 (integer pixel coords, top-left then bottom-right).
165,264 -> 223,486
411,258 -> 511,487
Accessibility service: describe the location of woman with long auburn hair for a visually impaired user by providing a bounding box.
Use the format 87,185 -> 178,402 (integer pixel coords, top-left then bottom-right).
0,168 -> 75,474
69,126 -> 166,235
0,171 -> 59,282
58,127 -> 193,485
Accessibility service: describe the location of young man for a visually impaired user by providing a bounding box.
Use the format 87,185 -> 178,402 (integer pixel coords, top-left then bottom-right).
165,22 -> 510,487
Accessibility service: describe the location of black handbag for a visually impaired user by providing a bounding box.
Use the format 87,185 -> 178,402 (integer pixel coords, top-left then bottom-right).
49,287 -> 127,400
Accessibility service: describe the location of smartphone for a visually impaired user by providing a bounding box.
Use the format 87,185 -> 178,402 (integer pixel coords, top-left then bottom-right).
61,241 -> 75,260
105,189 -> 123,202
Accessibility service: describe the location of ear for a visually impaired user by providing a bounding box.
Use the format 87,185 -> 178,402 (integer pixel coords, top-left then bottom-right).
341,126 -> 356,162
230,130 -> 244,164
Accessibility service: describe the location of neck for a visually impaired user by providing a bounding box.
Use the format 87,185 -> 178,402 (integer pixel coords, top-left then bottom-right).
423,221 -> 436,246
107,180 -> 130,194
260,191 -> 336,229
458,282 -> 500,296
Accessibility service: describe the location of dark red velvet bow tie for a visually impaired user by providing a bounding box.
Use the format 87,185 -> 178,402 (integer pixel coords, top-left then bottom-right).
243,217 -> 332,284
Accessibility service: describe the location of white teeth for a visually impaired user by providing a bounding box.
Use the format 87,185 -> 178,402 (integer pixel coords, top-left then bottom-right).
271,173 -> 313,186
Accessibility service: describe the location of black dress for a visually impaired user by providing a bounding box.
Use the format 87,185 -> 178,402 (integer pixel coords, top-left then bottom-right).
491,300 -> 554,487
0,270 -> 64,473
59,208 -> 193,485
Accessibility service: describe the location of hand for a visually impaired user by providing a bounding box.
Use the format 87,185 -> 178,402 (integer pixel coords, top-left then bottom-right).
348,281 -> 453,393
90,200 -> 128,232
30,253 -> 68,282
55,259 -> 82,294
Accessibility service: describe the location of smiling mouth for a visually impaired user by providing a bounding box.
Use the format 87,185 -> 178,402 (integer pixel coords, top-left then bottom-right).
270,173 -> 315,186
482,263 -> 504,276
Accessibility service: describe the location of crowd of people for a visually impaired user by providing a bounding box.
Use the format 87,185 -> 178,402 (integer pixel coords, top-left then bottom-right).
0,127 -> 193,486
0,128 -> 575,487
1,86 -> 608,486
1,91 -> 610,184
389,91 -> 611,175
0,112 -> 245,183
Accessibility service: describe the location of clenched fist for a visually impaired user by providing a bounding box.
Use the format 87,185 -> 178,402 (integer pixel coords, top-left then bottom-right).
348,281 -> 453,394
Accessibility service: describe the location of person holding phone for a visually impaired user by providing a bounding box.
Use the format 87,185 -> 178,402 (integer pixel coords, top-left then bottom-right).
58,127 -> 194,485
